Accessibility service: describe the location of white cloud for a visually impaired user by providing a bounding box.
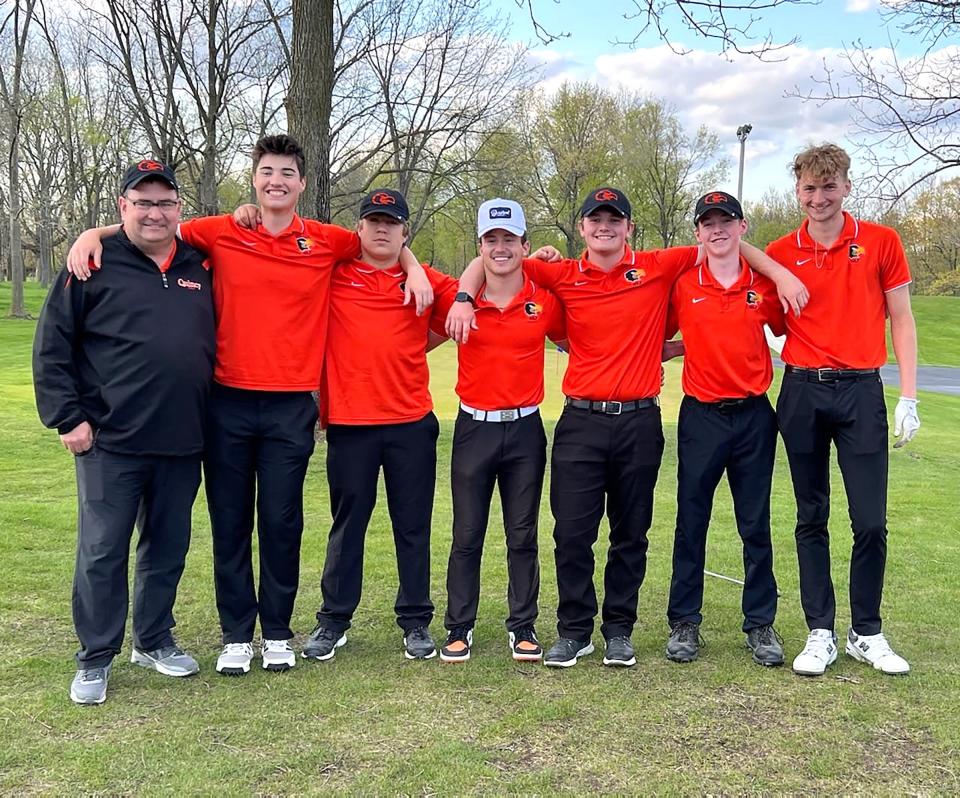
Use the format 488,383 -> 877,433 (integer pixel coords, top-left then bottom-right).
845,0 -> 876,13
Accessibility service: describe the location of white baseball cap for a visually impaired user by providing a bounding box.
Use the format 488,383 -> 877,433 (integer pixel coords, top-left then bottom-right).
477,198 -> 526,238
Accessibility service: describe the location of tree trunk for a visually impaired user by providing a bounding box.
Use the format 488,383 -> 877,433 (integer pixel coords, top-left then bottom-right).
38,185 -> 52,287
288,0 -> 333,222
8,121 -> 27,317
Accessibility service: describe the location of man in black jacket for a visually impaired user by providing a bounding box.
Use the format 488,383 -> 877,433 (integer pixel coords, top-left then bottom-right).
33,161 -> 216,704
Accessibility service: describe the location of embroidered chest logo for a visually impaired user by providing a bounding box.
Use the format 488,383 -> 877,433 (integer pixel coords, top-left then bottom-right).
398,281 -> 406,295
624,268 -> 645,284
524,301 -> 543,319
848,244 -> 865,262
296,237 -> 313,253
745,290 -> 762,309
177,278 -> 202,291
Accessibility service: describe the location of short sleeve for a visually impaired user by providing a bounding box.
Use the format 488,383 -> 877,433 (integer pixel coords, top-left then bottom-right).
880,228 -> 912,293
521,257 -> 560,289
178,215 -> 230,252
427,267 -> 459,336
307,221 -> 361,262
665,288 -> 680,340
543,292 -> 567,343
758,275 -> 786,336
648,246 -> 700,283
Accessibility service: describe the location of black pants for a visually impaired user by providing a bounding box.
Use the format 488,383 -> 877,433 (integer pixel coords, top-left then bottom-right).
73,447 -> 200,668
318,412 -> 439,634
777,372 -> 889,635
445,410 -> 546,632
668,395 -> 779,631
204,384 -> 318,643
550,403 -> 664,641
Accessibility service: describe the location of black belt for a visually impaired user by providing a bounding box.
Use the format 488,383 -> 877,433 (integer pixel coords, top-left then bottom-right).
785,365 -> 880,383
564,397 -> 658,415
691,394 -> 765,413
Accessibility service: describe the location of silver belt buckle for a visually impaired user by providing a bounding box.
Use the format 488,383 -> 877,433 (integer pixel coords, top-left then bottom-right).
817,368 -> 831,382
602,401 -> 622,415
500,409 -> 516,421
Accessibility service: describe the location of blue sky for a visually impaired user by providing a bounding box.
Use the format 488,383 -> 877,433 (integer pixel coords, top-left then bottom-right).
490,0 -> 954,203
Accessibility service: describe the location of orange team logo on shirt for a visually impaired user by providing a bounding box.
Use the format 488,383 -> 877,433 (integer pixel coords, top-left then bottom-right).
624,268 -> 645,283
524,301 -> 543,319
594,189 -> 619,202
296,237 -> 313,253
746,289 -> 762,308
702,192 -> 729,204
138,160 -> 164,172
371,192 -> 396,205
848,244 -> 866,261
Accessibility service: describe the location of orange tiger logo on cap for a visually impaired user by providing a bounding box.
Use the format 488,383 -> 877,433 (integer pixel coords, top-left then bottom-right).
371,191 -> 396,206
703,192 -> 729,205
594,189 -> 619,202
138,160 -> 164,172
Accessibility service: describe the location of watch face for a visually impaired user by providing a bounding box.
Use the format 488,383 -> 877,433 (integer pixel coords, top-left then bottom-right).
455,292 -> 474,303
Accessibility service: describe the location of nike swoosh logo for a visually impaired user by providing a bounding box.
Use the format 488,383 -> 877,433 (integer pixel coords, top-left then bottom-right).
349,281 -> 364,287
692,297 -> 707,304
239,240 -> 258,247
574,280 -> 588,286
796,258 -> 812,266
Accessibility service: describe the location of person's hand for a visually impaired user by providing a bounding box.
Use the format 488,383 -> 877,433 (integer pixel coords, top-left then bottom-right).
233,204 -> 261,229
67,231 -> 104,280
445,301 -> 478,344
402,266 -> 434,316
775,271 -> 810,317
893,397 -> 920,448
661,339 -> 685,361
60,421 -> 94,455
530,245 -> 562,262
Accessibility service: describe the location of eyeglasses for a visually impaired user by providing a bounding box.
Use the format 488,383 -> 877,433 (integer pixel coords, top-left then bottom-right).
128,199 -> 180,212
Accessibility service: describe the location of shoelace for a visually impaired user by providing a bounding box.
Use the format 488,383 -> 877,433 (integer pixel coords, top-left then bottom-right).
79,668 -> 106,683
263,639 -> 292,652
311,626 -> 337,642
673,622 -> 699,643
407,627 -> 429,643
802,633 -> 834,657
154,645 -> 185,658
447,626 -> 471,643
224,642 -> 253,656
514,628 -> 538,644
860,633 -> 895,658
753,625 -> 780,646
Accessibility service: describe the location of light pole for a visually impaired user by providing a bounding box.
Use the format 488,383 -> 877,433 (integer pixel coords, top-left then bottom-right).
736,123 -> 752,201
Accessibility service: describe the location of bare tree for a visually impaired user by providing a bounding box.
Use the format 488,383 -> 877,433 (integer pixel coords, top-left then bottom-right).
0,0 -> 38,317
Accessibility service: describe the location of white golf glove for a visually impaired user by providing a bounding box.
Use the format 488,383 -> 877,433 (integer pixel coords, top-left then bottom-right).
893,397 -> 920,448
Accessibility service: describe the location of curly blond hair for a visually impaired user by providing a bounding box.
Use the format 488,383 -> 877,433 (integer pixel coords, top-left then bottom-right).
791,144 -> 851,182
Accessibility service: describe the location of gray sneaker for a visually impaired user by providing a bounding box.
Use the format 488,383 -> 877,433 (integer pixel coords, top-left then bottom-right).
403,626 -> 437,659
302,625 -> 347,661
746,624 -> 785,667
544,637 -> 594,668
70,662 -> 112,705
666,621 -> 702,663
131,644 -> 199,677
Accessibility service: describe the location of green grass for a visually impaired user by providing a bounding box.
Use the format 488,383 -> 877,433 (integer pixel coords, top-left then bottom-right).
899,295 -> 960,366
2,281 -> 959,793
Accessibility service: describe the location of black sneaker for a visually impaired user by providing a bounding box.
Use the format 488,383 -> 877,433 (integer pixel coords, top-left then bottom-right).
403,626 -> 437,659
440,627 -> 473,663
746,624 -> 785,667
666,621 -> 702,663
508,628 -> 543,662
602,635 -> 636,667
544,637 -> 594,668
302,624 -> 347,661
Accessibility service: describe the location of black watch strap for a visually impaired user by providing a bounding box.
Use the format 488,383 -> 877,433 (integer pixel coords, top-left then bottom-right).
454,291 -> 475,305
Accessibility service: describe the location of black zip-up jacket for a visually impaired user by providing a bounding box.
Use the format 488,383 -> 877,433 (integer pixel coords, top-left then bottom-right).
33,229 -> 215,456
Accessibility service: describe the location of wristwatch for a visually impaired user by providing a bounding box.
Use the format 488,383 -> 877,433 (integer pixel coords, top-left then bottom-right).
454,291 -> 475,305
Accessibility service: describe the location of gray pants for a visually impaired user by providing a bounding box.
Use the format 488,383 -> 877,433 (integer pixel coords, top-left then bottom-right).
73,446 -> 200,668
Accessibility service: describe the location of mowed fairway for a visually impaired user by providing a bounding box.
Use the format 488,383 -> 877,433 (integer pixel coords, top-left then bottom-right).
1,283 -> 959,794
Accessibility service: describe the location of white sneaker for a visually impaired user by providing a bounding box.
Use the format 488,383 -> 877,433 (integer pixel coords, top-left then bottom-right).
261,639 -> 296,672
845,629 -> 910,675
216,642 -> 253,676
792,628 -> 838,676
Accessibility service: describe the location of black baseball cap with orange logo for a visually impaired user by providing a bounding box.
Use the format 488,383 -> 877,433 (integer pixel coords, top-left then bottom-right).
359,188 -> 409,222
693,191 -> 744,225
579,187 -> 631,219
120,160 -> 179,194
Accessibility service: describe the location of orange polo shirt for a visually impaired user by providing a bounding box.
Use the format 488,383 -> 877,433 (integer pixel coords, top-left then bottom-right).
766,212 -> 911,368
667,261 -> 785,402
180,214 -> 359,391
322,261 -> 457,425
523,245 -> 699,400
433,276 -> 565,409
